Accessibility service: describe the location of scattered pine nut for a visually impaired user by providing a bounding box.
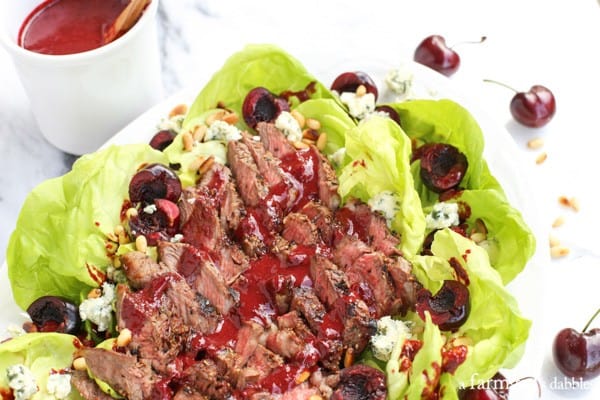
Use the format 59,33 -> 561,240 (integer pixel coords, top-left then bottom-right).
559,196 -> 580,212
470,232 -> 487,244
87,288 -> 102,299
198,155 -> 215,175
188,155 -> 207,172
206,109 -> 227,126
552,216 -> 566,228
222,111 -> 239,125
116,328 -> 132,347
550,245 -> 570,259
302,128 -> 319,141
308,396 -> 323,400
293,141 -> 309,150
302,138 -> 316,145
291,110 -> 306,128
73,357 -> 87,371
105,232 -> 119,243
355,85 -> 367,97
191,125 -> 207,142
113,257 -> 122,268
549,234 -> 560,248
182,132 -> 194,151
135,235 -> 148,252
535,152 -> 547,165
316,132 -> 328,151
295,370 -> 311,384
569,197 -> 581,212
344,349 -> 354,368
168,104 -> 188,119
125,207 -> 138,219
473,218 -> 488,235
527,137 -> 544,150
306,118 -> 321,130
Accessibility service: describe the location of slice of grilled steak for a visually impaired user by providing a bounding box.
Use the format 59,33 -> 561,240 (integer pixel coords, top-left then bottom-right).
120,250 -> 175,289
257,121 -> 296,159
315,150 -> 341,210
227,140 -> 269,207
82,348 -> 155,400
174,359 -> 233,400
282,212 -> 319,246
298,201 -> 335,245
71,370 -> 115,400
290,287 -> 326,333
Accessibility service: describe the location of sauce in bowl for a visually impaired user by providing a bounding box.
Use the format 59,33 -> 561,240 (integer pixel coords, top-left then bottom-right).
18,0 -> 128,55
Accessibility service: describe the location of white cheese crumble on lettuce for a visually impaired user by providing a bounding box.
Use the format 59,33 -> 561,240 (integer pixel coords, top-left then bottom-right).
370,316 -> 412,361
425,202 -> 460,230
275,111 -> 303,142
329,147 -> 346,168
205,120 -> 242,142
6,364 -> 38,400
46,373 -> 72,399
156,115 -> 184,135
339,91 -> 376,120
79,282 -> 116,332
368,191 -> 402,228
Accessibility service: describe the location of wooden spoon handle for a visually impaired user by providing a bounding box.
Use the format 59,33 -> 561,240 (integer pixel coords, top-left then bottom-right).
103,0 -> 151,44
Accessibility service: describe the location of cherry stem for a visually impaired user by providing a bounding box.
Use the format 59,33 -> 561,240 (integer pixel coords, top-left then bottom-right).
508,376 -> 541,398
450,36 -> 487,49
582,307 -> 600,333
483,79 -> 518,93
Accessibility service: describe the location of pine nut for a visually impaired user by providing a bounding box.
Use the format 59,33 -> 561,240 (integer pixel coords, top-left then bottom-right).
135,235 -> 148,252
473,218 -> 488,235
168,104 -> 188,119
316,132 -> 328,151
570,197 -> 581,212
535,152 -> 547,165
295,370 -> 310,384
306,118 -> 321,130
527,137 -> 544,150
552,216 -> 565,228
302,128 -> 319,141
182,132 -> 194,151
116,328 -> 132,347
188,155 -> 207,172
206,109 -> 227,126
308,396 -> 323,400
549,234 -> 560,248
550,245 -> 570,259
293,141 -> 309,149
199,155 -> 215,175
291,110 -> 306,128
191,125 -> 207,142
355,85 -> 367,97
87,288 -> 102,299
222,112 -> 239,125
470,232 -> 487,243
125,207 -> 138,219
113,257 -> 122,268
343,349 -> 354,368
106,232 -> 119,243
73,357 -> 87,371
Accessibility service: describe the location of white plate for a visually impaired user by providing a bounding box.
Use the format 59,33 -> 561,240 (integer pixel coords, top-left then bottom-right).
0,61 -> 557,397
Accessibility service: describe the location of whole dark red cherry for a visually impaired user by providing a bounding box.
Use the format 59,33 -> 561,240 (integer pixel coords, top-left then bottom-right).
415,143 -> 468,193
414,35 -> 460,77
331,364 -> 387,400
553,308 -> 600,380
129,163 -> 182,204
242,87 -> 290,129
484,79 -> 556,127
330,71 -> 378,100
416,280 -> 470,331
27,296 -> 81,334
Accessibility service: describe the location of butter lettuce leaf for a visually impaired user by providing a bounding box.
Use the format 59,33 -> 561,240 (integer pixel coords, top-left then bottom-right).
183,44 -> 336,131
7,144 -> 167,309
0,333 -> 83,399
412,229 -> 531,386
337,116 -> 426,256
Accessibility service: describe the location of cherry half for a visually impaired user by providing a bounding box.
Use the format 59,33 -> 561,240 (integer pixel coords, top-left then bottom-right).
484,79 -> 556,128
330,71 -> 379,100
416,279 -> 470,331
242,87 -> 290,129
414,143 -> 468,193
553,307 -> 600,380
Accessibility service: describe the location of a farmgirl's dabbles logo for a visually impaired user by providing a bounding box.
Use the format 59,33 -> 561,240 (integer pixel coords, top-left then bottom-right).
458,373 -> 542,397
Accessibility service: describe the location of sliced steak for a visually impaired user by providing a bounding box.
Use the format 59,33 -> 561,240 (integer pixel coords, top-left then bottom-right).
181,187 -> 223,253
298,201 -> 335,245
332,236 -> 371,270
120,250 -> 174,289
344,252 -> 395,318
290,287 -> 326,333
385,255 -> 420,315
82,348 -> 155,400
315,150 -> 341,210
71,370 -> 114,400
197,162 -> 243,233
227,140 -> 269,207
266,311 -> 319,363
174,359 -> 233,400
257,121 -> 296,159
282,212 -> 319,246
309,255 -> 350,309
189,257 -> 240,316
333,296 -> 376,354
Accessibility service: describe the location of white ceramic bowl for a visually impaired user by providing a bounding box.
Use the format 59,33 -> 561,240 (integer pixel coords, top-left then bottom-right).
0,0 -> 164,155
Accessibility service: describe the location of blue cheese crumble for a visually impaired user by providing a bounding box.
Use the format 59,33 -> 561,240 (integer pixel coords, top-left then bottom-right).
425,202 -> 460,230
370,316 -> 412,361
79,282 -> 116,332
6,364 -> 38,400
275,111 -> 303,142
205,120 -> 242,142
368,191 -> 401,228
46,372 -> 72,399
339,91 -> 376,120
328,147 -> 346,168
156,115 -> 184,135
385,65 -> 414,98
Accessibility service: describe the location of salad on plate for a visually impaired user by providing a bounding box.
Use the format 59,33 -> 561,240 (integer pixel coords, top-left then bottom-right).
1,44 -> 535,400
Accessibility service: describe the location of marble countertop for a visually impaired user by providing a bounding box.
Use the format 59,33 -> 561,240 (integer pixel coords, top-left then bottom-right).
1,0 -> 600,398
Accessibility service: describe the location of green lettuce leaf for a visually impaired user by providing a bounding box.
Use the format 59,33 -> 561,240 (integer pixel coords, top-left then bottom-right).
183,44 -> 336,131
412,229 -> 531,387
7,144 -> 168,309
337,116 -> 426,256
0,333 -> 82,399
389,99 -> 505,207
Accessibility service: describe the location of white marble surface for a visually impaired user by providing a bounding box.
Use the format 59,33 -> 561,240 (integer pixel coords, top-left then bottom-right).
2,0 -> 600,397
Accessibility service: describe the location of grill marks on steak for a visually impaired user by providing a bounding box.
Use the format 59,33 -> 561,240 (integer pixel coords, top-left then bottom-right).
80,122 -> 417,400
